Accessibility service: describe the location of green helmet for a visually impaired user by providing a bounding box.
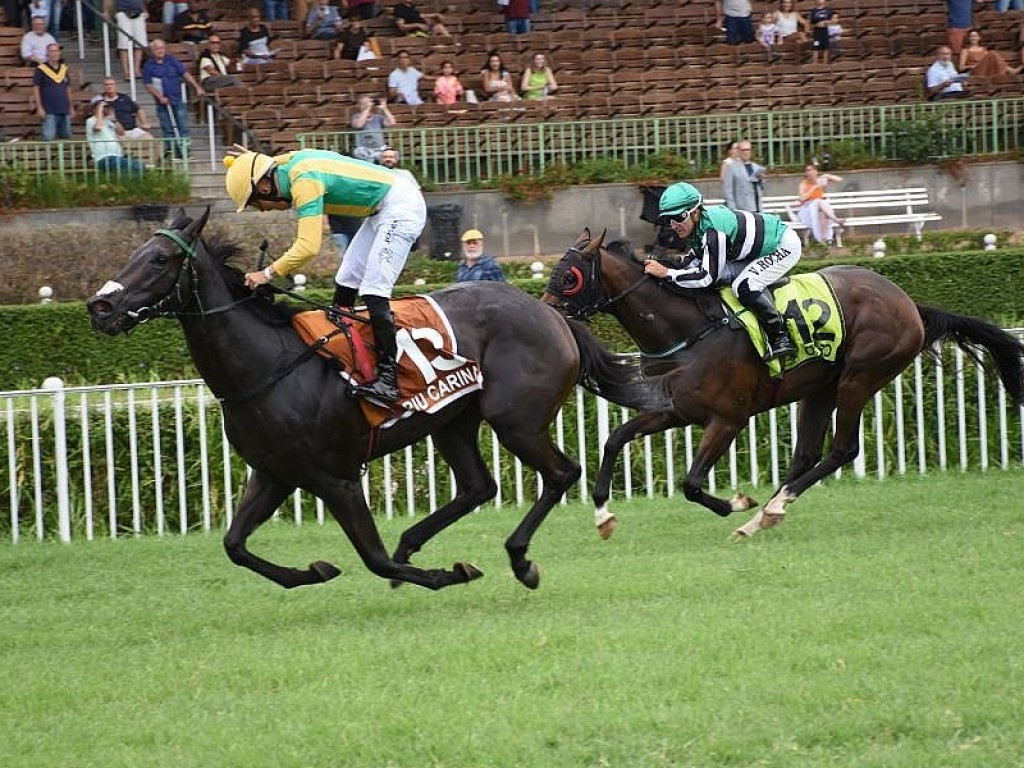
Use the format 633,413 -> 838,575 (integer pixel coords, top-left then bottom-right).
659,182 -> 703,219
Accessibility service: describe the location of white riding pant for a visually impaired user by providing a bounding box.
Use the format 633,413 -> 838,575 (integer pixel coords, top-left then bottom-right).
336,175 -> 426,298
731,226 -> 802,293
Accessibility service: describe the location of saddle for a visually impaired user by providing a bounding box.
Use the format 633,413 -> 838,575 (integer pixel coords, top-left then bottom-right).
292,296 -> 483,428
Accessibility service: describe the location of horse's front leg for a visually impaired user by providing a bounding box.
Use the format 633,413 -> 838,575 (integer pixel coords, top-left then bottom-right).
682,416 -> 757,518
223,470 -> 342,588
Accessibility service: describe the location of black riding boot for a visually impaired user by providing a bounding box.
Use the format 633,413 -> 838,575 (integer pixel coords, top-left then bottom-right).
332,283 -> 358,309
741,289 -> 796,362
351,295 -> 400,405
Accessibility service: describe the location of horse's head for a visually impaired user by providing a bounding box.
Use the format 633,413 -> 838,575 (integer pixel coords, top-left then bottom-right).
86,208 -> 211,335
542,228 -> 609,319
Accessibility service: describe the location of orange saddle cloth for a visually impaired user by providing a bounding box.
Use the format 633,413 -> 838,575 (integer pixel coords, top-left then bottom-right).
291,295 -> 483,428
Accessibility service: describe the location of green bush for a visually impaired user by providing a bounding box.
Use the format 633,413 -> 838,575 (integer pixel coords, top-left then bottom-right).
3,170 -> 190,209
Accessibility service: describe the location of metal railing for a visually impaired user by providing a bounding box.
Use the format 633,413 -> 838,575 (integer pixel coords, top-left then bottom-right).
3,336 -> 1022,543
297,99 -> 1024,186
0,138 -> 189,179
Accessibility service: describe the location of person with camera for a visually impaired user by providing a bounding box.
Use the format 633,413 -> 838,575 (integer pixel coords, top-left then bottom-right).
350,93 -> 395,162
722,140 -> 766,213
86,94 -> 146,175
305,0 -> 344,40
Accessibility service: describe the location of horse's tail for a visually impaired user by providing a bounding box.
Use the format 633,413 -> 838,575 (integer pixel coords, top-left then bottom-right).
917,304 -> 1024,406
566,318 -> 672,412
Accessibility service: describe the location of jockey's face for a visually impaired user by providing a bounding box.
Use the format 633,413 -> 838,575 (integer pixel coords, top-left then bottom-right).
254,199 -> 289,211
251,176 -> 290,210
668,209 -> 699,238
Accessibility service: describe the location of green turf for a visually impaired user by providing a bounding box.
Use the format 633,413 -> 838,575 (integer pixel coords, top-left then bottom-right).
2,471 -> 1023,768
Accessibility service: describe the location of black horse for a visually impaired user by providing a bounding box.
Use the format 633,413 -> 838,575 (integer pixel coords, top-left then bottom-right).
85,210 -> 669,591
544,229 -> 1024,539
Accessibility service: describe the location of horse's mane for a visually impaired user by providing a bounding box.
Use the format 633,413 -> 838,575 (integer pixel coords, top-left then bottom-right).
203,232 -> 300,328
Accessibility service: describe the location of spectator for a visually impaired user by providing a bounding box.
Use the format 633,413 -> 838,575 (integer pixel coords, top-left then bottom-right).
393,0 -> 450,38
480,50 -> 518,101
796,163 -> 842,243
198,35 -> 238,90
98,76 -> 153,137
32,42 -> 73,141
347,0 -> 379,20
714,0 -> 754,45
29,0 -> 49,23
111,0 -> 149,80
305,0 -> 343,40
827,13 -> 842,58
388,49 -> 424,104
378,145 -> 419,187
162,1 -> 187,36
926,45 -> 971,100
456,229 -> 505,282
350,94 -> 395,161
757,10 -> 780,61
334,15 -> 371,60
432,59 -> 464,104
719,140 -> 740,180
774,0 -> 808,43
807,0 -> 834,64
995,0 -> 1022,11
520,52 -> 558,99
142,38 -> 204,158
237,7 -> 278,67
505,0 -> 531,34
946,0 -> 972,56
86,95 -> 146,174
722,140 -> 765,212
174,0 -> 212,44
959,28 -> 1022,76
21,16 -> 56,66
264,0 -> 288,21
46,0 -> 61,40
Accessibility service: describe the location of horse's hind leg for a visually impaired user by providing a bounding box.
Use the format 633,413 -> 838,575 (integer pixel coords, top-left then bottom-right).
223,471 -> 342,588
682,416 -> 758,517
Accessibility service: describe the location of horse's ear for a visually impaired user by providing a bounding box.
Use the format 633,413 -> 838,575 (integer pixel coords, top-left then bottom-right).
574,228 -> 591,248
182,206 -> 212,240
589,229 -> 607,252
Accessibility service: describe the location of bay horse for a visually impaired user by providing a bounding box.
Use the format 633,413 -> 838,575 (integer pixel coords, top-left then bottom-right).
543,229 -> 1024,539
85,210 -> 670,592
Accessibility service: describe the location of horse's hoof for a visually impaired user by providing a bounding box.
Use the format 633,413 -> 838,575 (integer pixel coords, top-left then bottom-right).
730,492 -> 759,513
455,561 -> 484,583
517,562 -> 540,590
597,515 -> 618,540
389,578 -> 403,589
728,529 -> 749,543
310,560 -> 342,582
760,512 -> 785,530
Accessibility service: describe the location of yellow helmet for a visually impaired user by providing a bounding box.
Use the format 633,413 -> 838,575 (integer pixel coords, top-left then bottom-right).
224,152 -> 277,213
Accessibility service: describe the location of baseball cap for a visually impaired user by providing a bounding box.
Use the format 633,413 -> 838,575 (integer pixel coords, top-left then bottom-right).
461,228 -> 484,242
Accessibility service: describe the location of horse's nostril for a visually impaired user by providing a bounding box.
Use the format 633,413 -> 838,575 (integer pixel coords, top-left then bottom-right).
88,299 -> 112,316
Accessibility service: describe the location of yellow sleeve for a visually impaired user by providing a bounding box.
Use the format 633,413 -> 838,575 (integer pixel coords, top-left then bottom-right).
271,177 -> 325,277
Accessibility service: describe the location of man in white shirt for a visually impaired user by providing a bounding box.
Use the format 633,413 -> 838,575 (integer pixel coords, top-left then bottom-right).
926,46 -> 970,100
86,95 -> 146,175
21,16 -> 56,65
387,49 -> 423,105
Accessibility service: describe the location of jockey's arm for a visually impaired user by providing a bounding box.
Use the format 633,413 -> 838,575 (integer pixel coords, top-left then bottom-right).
269,178 -> 325,277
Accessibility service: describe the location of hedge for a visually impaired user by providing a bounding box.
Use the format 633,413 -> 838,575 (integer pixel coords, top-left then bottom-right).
2,249 -> 1021,390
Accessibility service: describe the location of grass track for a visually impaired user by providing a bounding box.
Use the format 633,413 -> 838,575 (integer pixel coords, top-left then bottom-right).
2,471 -> 1024,767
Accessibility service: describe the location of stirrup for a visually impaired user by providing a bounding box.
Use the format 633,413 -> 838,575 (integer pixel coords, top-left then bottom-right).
352,378 -> 400,407
763,338 -> 796,362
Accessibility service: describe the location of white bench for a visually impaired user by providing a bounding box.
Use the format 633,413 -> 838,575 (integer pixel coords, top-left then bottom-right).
705,187 -> 942,247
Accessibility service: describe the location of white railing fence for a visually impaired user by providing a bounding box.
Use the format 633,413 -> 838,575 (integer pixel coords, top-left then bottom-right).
3,338 -> 1023,544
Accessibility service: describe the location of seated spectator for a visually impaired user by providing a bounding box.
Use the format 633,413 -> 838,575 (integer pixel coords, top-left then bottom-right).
959,28 -> 1022,76
796,163 -> 843,243
520,52 -> 558,99
305,0 -> 344,40
32,43 -> 73,141
350,94 -> 396,161
926,45 -> 971,100
388,49 -> 424,104
480,51 -> 518,101
393,0 -> 450,38
432,59 -> 464,104
174,0 -> 212,44
335,15 -> 369,60
21,16 -> 56,66
198,35 -> 238,89
774,0 -> 808,43
86,95 -> 146,174
456,229 -> 505,282
346,0 -> 379,20
238,8 -> 278,67
97,76 -> 153,138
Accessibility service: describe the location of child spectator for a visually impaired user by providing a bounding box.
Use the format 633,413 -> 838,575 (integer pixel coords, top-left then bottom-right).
757,11 -> 780,60
827,13 -> 843,59
432,60 -> 464,104
808,0 -> 834,64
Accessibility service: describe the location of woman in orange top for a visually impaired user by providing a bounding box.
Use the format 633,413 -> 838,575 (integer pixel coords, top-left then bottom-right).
960,28 -> 1021,76
796,163 -> 843,243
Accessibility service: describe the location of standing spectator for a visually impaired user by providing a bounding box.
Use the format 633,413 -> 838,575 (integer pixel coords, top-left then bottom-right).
263,0 -> 288,22
926,45 -> 971,100
110,0 -> 148,80
174,0 -> 212,44
47,0 -> 62,40
719,140 -> 740,180
827,13 -> 843,58
715,0 -> 754,45
432,59 -> 464,104
807,0 -> 834,64
86,96 -> 146,174
237,7 -> 278,67
959,28 -> 1022,75
347,0 -> 378,19
378,145 -> 418,187
142,38 -> 204,158
328,213 -> 363,254
520,52 -> 558,99
455,229 -> 506,282
480,50 -> 518,101
796,163 -> 842,243
505,0 -> 531,34
393,0 -> 450,38
995,0 -> 1022,12
162,1 -> 187,37
387,49 -> 424,104
946,0 -> 972,56
21,16 -> 56,66
305,0 -> 343,40
350,94 -> 395,161
722,140 -> 765,212
32,43 -> 73,141
757,10 -> 780,60
198,35 -> 239,90
98,76 -> 153,137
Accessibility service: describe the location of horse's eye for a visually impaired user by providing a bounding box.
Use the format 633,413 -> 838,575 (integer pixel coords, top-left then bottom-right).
153,254 -> 169,267
560,271 -> 578,290
561,265 -> 585,297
